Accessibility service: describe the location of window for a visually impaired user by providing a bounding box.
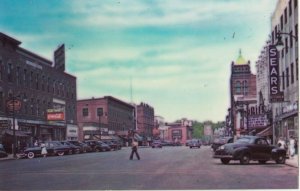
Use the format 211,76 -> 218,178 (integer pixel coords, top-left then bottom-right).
235,81 -> 241,94
286,67 -> 289,87
41,75 -> 45,91
97,108 -> 103,116
282,72 -> 285,90
295,0 -> 298,8
82,108 -> 89,117
296,59 -> 299,81
36,74 -> 39,90
285,37 -> 288,53
290,31 -> 293,48
295,24 -> 298,42
0,58 -> 3,81
289,0 -> 292,16
242,80 -> 248,95
23,69 -> 27,86
30,71 -> 34,88
16,66 -> 20,86
291,63 -> 294,84
280,15 -> 283,30
284,8 -> 287,24
0,91 -> 3,110
7,63 -> 13,82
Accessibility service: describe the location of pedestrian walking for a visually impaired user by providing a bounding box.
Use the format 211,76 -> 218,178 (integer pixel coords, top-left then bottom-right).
41,143 -> 47,157
277,137 -> 286,149
129,139 -> 140,160
289,136 -> 295,158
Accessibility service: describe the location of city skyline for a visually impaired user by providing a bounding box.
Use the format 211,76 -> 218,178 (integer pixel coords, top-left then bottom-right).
1,0 -> 277,122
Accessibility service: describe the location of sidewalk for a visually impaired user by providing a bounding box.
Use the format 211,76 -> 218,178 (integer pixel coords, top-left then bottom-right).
285,154 -> 299,168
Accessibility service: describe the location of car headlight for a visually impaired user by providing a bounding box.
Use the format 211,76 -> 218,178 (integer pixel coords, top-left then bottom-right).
219,145 -> 225,150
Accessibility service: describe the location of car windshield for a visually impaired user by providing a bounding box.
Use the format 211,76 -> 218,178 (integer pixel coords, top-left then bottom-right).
236,137 -> 252,144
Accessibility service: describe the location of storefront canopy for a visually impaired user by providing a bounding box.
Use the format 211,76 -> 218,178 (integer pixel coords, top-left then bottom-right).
3,129 -> 30,137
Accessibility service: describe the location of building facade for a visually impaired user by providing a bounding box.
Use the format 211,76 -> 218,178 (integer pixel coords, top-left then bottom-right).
270,0 -> 298,141
136,102 -> 155,141
229,50 -> 257,137
77,96 -> 135,141
0,32 -> 77,152
166,119 -> 192,145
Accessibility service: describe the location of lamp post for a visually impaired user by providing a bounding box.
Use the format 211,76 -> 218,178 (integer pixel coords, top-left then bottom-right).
97,108 -> 103,140
7,92 -> 26,158
275,31 -> 298,51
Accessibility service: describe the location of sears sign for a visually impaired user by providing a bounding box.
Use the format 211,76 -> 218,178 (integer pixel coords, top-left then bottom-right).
269,45 -> 284,102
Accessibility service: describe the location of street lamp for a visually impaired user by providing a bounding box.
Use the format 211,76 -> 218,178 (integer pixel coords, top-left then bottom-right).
97,108 -> 103,140
275,31 -> 298,51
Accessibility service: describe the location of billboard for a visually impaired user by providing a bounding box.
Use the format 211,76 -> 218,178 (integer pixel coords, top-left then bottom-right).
47,108 -> 65,121
268,45 -> 284,102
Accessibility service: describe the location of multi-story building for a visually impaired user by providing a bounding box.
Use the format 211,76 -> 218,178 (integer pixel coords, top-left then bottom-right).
270,0 -> 298,141
136,102 -> 154,141
229,50 -> 257,137
0,32 -> 77,152
77,96 -> 135,142
154,115 -> 169,140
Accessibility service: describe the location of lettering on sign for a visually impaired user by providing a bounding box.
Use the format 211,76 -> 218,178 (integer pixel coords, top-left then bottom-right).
268,45 -> 284,102
47,112 -> 65,121
248,114 -> 269,129
6,99 -> 22,112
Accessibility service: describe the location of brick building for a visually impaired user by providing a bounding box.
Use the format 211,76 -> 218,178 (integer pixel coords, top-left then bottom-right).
229,50 -> 257,137
77,96 -> 135,142
136,102 -> 155,141
0,32 -> 77,152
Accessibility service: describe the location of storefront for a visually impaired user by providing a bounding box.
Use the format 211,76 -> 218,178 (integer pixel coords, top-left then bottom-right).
66,124 -> 79,140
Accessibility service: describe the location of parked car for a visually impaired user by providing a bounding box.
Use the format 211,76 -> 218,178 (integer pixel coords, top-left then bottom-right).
189,139 -> 201,149
97,141 -> 111,151
60,141 -> 81,154
83,140 -> 103,152
102,140 -> 120,150
161,140 -> 175,146
213,136 -> 287,165
151,140 -> 162,148
68,141 -> 92,153
20,141 -> 70,159
186,140 -> 192,146
211,137 -> 234,152
0,144 -> 8,158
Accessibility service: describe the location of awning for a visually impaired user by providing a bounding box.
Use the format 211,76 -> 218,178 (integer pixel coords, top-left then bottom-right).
256,127 -> 272,137
3,129 -> 30,137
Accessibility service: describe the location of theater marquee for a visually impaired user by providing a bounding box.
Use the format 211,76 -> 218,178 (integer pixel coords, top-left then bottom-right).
268,45 -> 284,102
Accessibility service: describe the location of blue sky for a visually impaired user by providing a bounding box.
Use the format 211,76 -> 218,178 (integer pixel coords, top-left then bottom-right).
1,0 -> 277,122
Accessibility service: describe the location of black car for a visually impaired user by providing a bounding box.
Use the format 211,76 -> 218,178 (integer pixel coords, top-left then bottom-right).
102,140 -> 120,150
0,144 -> 8,158
211,137 -> 234,152
68,141 -> 92,153
20,141 -> 70,159
213,136 -> 286,165
97,141 -> 111,152
161,140 -> 175,146
83,140 -> 103,152
60,141 -> 81,154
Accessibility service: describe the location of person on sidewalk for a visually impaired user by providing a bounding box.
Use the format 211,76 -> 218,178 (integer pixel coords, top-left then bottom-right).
277,137 -> 286,149
41,143 -> 48,158
289,136 -> 295,158
129,139 -> 140,160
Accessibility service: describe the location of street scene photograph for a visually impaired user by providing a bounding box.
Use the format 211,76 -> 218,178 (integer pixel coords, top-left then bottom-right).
0,0 -> 299,190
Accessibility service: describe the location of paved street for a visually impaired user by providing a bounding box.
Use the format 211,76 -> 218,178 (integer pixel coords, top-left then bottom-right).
0,146 -> 298,190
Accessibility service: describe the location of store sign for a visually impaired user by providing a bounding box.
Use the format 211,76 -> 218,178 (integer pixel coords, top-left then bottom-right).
0,120 -> 11,128
47,112 -> 64,121
269,45 -> 284,102
248,114 -> 268,129
172,129 -> 182,139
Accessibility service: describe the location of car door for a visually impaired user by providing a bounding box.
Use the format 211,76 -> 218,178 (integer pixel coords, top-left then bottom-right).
253,138 -> 270,160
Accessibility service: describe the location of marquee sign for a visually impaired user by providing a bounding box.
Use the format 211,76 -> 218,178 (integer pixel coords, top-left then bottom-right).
248,114 -> 269,129
269,45 -> 284,102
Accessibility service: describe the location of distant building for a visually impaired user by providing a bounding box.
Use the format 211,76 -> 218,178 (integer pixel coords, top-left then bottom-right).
229,50 -> 257,137
155,116 -> 168,140
136,102 -> 155,141
77,96 -> 135,142
166,118 -> 193,144
0,32 -> 77,152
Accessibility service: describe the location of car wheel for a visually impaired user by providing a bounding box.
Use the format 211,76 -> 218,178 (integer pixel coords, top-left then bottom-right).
258,160 -> 267,164
189,146 -> 192,149
275,155 -> 286,164
240,154 -> 250,165
221,158 -> 230,164
27,152 -> 35,159
57,151 -> 64,156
